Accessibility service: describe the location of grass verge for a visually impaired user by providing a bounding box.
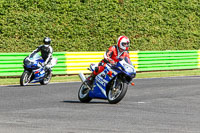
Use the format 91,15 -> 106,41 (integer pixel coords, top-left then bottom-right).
0,69 -> 200,86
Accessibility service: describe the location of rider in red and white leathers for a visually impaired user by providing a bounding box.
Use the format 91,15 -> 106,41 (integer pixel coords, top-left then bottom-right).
87,36 -> 131,87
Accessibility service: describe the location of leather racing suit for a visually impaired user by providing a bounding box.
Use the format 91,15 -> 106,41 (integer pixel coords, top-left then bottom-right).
30,45 -> 53,67
93,45 -> 130,76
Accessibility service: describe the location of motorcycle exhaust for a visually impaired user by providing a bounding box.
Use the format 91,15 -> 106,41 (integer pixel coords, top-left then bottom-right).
79,72 -> 86,82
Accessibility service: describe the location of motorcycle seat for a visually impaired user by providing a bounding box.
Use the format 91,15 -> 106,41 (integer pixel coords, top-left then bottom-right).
89,63 -> 98,71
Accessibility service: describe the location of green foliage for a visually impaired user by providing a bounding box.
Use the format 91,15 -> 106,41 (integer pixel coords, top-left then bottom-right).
0,0 -> 199,52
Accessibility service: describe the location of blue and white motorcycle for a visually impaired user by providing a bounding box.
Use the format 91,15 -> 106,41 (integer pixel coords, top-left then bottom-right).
20,53 -> 57,86
78,57 -> 136,104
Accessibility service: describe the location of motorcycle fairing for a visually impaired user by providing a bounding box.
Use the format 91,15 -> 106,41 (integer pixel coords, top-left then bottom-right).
23,54 -> 46,83
89,65 -> 120,99
30,67 -> 45,83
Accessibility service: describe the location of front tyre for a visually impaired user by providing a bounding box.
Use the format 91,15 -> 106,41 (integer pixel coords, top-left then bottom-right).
78,82 -> 92,103
107,81 -> 128,104
20,71 -> 32,86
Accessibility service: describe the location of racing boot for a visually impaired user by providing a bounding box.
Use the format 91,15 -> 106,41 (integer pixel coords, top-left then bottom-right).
86,73 -> 96,89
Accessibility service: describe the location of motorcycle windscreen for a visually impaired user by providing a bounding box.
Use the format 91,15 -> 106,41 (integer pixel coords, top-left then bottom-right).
124,56 -> 133,65
29,53 -> 41,60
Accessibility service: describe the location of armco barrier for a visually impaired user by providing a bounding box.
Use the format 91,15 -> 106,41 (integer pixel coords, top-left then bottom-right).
0,50 -> 199,76
65,52 -> 139,74
138,50 -> 199,71
0,52 -> 67,76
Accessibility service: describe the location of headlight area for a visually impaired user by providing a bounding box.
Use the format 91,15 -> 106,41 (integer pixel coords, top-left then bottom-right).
124,64 -> 135,73
131,73 -> 136,78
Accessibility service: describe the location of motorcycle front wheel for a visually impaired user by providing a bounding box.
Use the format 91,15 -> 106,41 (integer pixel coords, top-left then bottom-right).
20,71 -> 32,86
78,82 -> 92,103
107,81 -> 128,104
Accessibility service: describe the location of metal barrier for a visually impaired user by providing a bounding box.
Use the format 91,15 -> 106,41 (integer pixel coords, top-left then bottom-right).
0,52 -> 67,76
0,50 -> 199,76
65,52 -> 139,74
138,50 -> 199,71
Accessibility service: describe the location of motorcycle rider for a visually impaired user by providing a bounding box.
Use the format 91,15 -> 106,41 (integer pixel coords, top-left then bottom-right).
29,37 -> 53,74
86,35 -> 131,88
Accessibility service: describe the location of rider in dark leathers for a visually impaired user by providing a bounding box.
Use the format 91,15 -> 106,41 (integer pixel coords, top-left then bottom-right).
29,37 -> 53,73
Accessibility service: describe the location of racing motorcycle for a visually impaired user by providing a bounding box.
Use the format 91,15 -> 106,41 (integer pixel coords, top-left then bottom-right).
20,53 -> 57,86
78,57 -> 136,104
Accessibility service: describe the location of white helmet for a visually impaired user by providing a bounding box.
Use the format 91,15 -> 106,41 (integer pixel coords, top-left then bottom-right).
117,36 -> 130,51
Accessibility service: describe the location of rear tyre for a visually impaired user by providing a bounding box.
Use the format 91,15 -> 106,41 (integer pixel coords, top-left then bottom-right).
107,81 -> 128,104
78,82 -> 92,103
20,71 -> 31,86
40,71 -> 52,85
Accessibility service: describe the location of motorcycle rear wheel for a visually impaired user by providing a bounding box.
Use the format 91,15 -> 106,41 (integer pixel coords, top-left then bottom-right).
40,72 -> 52,85
107,81 -> 128,104
20,71 -> 31,86
78,82 -> 92,103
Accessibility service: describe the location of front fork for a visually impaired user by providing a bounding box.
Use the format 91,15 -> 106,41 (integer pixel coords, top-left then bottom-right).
112,77 -> 121,91
25,70 -> 33,83
29,72 -> 33,82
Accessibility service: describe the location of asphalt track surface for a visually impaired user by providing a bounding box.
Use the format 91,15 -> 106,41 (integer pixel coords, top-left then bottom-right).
0,76 -> 200,133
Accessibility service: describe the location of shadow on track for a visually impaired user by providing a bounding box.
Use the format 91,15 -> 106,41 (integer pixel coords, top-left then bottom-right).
62,100 -> 109,104
5,84 -> 42,87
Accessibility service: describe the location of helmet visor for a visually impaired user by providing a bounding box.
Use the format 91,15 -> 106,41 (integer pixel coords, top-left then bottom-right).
122,42 -> 129,47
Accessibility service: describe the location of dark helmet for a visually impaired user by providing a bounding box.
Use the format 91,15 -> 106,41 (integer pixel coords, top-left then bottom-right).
43,37 -> 51,45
